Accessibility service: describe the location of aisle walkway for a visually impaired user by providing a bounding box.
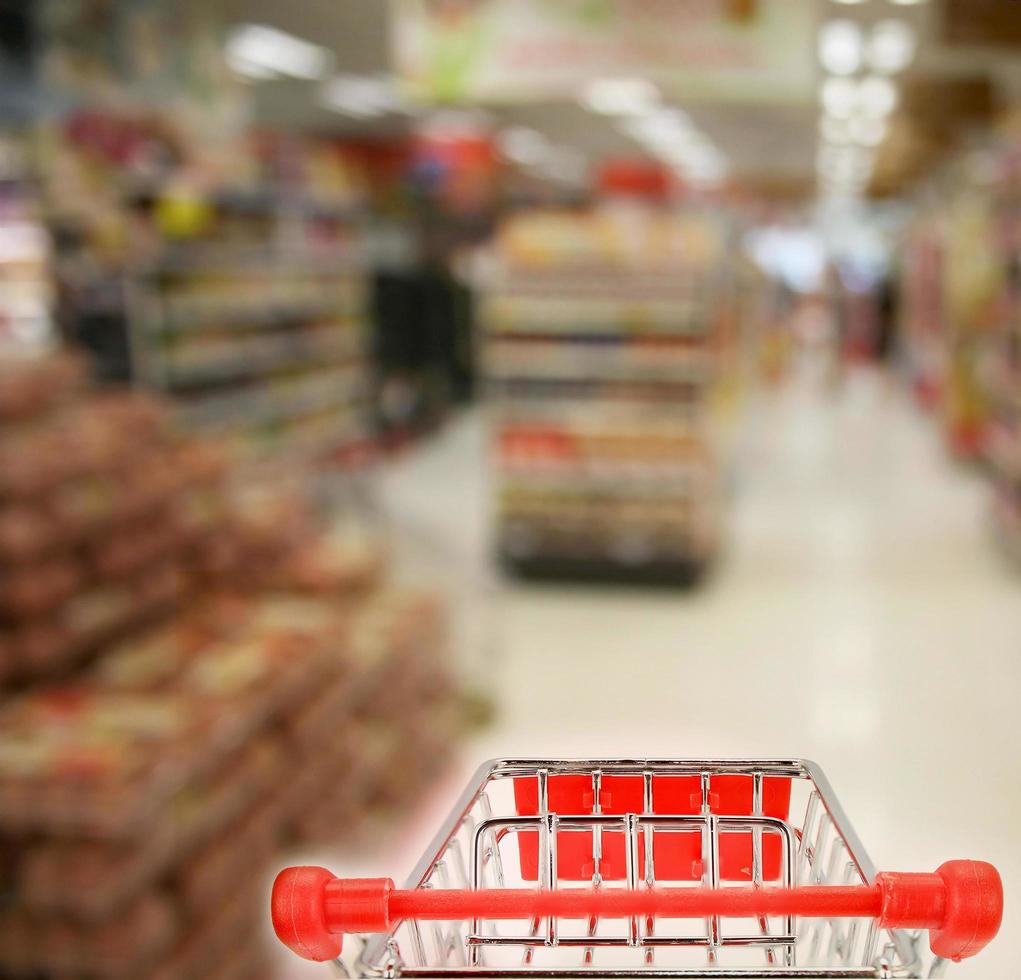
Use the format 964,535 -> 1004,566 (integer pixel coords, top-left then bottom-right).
368,370 -> 1019,978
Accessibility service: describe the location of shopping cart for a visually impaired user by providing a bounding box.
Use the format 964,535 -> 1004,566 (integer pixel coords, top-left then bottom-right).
271,759 -> 1002,978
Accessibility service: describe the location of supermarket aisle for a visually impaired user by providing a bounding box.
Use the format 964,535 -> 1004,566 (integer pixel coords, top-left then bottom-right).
373,369 -> 1018,978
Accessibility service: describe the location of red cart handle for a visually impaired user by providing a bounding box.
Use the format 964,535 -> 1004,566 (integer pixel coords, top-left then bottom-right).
272,860 -> 1002,965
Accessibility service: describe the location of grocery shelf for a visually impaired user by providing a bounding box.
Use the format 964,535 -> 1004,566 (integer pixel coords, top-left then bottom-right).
499,551 -> 710,587
483,207 -> 737,586
163,329 -> 364,389
177,363 -> 367,432
129,242 -> 371,465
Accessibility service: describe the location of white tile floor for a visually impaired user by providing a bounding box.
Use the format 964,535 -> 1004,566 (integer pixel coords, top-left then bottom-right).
282,368 -> 1018,978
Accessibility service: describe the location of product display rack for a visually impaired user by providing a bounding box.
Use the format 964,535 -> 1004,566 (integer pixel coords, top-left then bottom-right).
482,207 -> 731,586
34,110 -> 378,469
977,142 -> 1021,558
900,129 -> 1021,558
0,136 -> 53,355
128,193 -> 373,470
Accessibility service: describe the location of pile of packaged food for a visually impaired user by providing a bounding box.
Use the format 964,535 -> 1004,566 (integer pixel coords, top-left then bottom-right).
0,352 -> 464,978
0,354 -> 231,680
0,589 -> 456,978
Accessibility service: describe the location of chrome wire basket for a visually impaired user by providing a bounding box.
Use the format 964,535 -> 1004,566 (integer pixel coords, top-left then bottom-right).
272,759 -> 1002,979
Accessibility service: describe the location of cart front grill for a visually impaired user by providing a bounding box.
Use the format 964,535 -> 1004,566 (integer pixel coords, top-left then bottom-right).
359,760 -> 926,978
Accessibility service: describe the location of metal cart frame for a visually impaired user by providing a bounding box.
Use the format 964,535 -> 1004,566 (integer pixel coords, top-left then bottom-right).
346,758 -> 936,980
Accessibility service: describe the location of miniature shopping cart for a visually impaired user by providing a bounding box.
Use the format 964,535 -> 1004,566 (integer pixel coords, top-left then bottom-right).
272,759 -> 1002,978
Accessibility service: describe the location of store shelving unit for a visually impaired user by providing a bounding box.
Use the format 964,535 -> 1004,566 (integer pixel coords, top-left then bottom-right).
128,192 -> 373,470
482,207 -> 730,586
900,131 -> 1021,558
0,138 -> 53,354
978,145 -> 1021,557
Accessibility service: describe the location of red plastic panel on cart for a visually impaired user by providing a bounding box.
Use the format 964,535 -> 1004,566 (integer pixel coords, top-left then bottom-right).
513,774 -> 791,883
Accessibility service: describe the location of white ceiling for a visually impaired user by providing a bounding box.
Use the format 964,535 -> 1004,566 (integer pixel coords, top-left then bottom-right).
222,0 -> 1021,186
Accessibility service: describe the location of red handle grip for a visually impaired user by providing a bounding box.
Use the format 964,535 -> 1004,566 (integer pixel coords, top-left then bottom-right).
271,860 -> 1002,965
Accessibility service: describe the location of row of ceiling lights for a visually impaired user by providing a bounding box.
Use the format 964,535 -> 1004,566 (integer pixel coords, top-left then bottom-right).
225,23 -> 411,119
224,23 -> 589,185
817,0 -> 924,198
224,24 -> 726,187
228,6 -> 925,200
496,126 -> 588,184
581,78 -> 728,186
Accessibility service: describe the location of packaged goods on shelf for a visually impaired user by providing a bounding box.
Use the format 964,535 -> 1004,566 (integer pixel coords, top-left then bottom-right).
0,371 -> 228,681
131,245 -> 372,467
901,149 -> 1013,458
0,351 -> 467,979
0,140 -> 54,356
36,110 -> 376,464
0,587 -> 459,977
0,351 -> 83,422
482,207 -> 737,584
900,131 -> 1021,555
981,145 -> 1021,555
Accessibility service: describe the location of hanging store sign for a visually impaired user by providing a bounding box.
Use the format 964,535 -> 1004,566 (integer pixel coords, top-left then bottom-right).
391,0 -> 816,105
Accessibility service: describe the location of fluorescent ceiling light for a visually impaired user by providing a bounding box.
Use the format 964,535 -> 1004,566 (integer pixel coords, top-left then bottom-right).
320,75 -> 401,117
821,76 -> 857,118
847,115 -> 887,147
653,136 -> 726,178
889,0 -> 927,5
818,20 -> 864,76
498,127 -> 549,166
621,108 -> 696,147
682,143 -> 725,169
857,75 -> 898,117
820,114 -> 852,144
685,158 -> 729,182
867,20 -> 916,74
582,77 -> 659,115
225,23 -> 331,81
226,51 -> 279,80
817,144 -> 873,183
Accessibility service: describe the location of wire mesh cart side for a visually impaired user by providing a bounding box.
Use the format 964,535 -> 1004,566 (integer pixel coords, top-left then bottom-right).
272,758 -> 1003,979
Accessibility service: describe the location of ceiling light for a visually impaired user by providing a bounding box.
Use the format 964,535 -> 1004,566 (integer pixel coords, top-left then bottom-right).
817,145 -> 873,183
582,78 -> 659,115
868,20 -> 916,74
857,75 -> 898,117
889,0 -> 928,5
821,77 -> 857,118
320,75 -> 401,117
498,127 -> 549,166
225,23 -> 331,81
654,136 -> 726,178
685,156 -> 729,181
818,20 -> 864,75
820,115 -> 852,144
686,164 -> 728,187
226,51 -> 279,80
847,115 -> 887,147
683,143 -> 725,170
830,0 -> 866,4
621,108 -> 697,147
